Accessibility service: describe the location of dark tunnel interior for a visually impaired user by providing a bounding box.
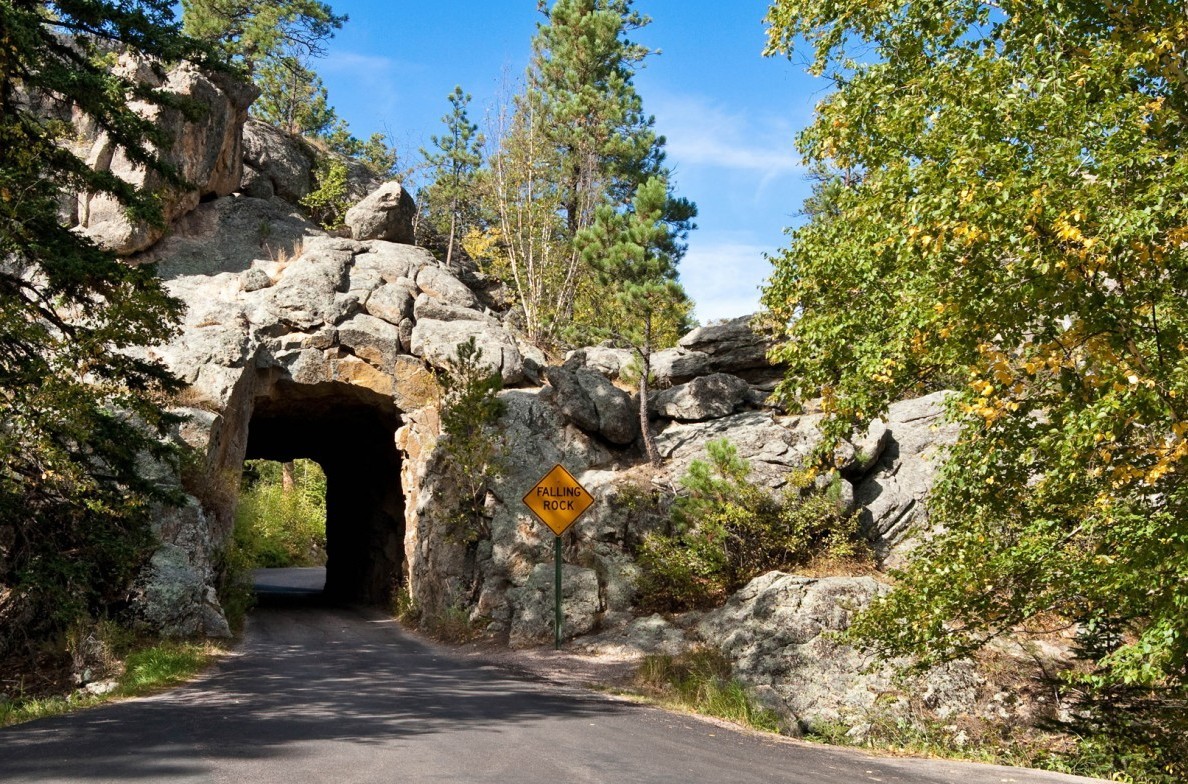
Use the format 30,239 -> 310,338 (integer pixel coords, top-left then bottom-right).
244,381 -> 404,604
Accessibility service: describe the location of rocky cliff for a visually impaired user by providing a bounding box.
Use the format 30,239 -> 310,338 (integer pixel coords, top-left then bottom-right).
70,59 -> 1041,734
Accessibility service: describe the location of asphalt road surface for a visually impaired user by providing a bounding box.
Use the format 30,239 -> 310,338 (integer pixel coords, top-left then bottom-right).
0,569 -> 1110,784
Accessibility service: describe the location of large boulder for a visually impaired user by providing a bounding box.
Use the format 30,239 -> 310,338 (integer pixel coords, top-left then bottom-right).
697,572 -> 892,727
543,363 -> 639,446
133,499 -> 230,639
74,59 -> 256,255
346,181 -> 416,243
650,372 -> 751,422
409,318 -> 524,384
240,119 -> 381,206
650,347 -> 712,384
677,315 -> 773,375
697,571 -> 985,730
572,346 -> 635,380
239,119 -> 315,202
854,391 -> 960,567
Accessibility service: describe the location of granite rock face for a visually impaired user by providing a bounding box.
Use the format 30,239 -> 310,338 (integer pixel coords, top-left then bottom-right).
239,118 -> 380,204
853,392 -> 960,567
542,362 -> 639,446
696,571 -> 992,731
65,60 -> 1057,744
73,58 -> 256,255
650,372 -> 751,422
140,202 -> 957,641
697,573 -> 892,727
346,181 -> 417,243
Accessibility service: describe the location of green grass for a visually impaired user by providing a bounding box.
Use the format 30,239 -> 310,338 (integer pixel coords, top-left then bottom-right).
117,642 -> 216,694
0,641 -> 221,728
802,711 -> 1177,784
632,647 -> 781,733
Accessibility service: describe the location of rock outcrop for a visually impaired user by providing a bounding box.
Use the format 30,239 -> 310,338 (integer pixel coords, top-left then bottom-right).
854,392 -> 960,567
136,184 -> 957,636
650,372 -> 751,422
76,61 -> 964,707
697,573 -> 893,727
239,118 -> 380,204
346,181 -> 417,243
71,57 -> 256,255
694,571 -> 1040,734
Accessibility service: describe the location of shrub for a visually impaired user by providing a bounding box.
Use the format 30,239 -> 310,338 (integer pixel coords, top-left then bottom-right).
436,337 -> 506,544
232,460 -> 327,568
634,647 -> 780,732
299,157 -> 351,230
637,439 -> 868,611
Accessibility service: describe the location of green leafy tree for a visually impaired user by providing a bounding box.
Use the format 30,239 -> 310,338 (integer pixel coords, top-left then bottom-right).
764,0 -> 1188,771
575,175 -> 695,464
0,1 -> 212,655
234,459 -> 327,568
485,91 -> 568,342
421,86 -> 484,269
487,0 -> 686,349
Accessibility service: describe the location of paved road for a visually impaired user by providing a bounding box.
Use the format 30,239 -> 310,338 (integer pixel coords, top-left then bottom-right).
0,570 -> 1109,784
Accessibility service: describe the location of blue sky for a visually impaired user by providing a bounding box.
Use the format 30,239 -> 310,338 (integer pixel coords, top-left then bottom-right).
313,1 -> 823,323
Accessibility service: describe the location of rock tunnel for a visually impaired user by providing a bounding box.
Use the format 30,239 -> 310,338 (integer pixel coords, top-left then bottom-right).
244,380 -> 405,604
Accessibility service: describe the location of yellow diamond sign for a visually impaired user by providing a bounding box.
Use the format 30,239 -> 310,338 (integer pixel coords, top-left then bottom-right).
523,464 -> 594,536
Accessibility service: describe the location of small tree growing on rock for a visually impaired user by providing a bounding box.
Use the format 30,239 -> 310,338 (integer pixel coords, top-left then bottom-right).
436,337 -> 506,546
299,156 -> 350,230
420,86 -> 484,270
575,175 -> 695,465
638,439 -> 867,611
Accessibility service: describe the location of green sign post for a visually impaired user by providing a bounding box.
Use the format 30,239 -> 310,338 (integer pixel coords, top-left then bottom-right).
522,464 -> 595,649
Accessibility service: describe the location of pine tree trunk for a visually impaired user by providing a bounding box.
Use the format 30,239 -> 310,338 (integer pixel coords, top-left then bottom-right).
639,323 -> 661,466
445,210 -> 457,270
282,461 -> 296,494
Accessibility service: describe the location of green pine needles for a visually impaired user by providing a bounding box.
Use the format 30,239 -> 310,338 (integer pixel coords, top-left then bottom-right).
436,337 -> 507,545
638,439 -> 867,611
0,1 -> 215,660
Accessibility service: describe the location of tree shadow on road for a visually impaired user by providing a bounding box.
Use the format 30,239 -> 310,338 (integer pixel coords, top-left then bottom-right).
0,603 -> 627,780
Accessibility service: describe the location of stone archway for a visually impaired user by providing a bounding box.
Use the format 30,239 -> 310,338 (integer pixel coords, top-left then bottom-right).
244,380 -> 404,603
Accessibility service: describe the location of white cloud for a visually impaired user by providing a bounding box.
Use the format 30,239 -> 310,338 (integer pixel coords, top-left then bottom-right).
680,238 -> 775,323
653,94 -> 803,178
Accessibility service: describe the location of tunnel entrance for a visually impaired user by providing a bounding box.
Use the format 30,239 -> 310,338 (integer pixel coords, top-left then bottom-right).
244,380 -> 404,604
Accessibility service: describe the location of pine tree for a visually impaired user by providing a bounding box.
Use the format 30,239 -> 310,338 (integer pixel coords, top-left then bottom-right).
575,175 -> 696,464
0,1 -> 212,654
252,55 -> 336,136
486,0 -> 689,350
181,0 -> 345,76
526,0 -> 663,232
421,86 -> 484,269
182,0 -> 345,146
